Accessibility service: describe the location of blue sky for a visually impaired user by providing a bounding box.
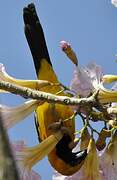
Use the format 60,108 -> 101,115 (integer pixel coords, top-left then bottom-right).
0,1 -> 117,179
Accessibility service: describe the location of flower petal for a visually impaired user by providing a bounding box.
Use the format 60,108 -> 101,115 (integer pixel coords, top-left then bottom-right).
81,138 -> 102,180
70,66 -> 93,97
70,62 -> 103,98
52,171 -> 70,180
0,100 -> 41,128
102,75 -> 117,84
112,82 -> 117,91
22,131 -> 63,169
0,63 -> 52,92
98,85 -> 117,103
11,140 -> 41,180
99,130 -> 117,180
20,169 -> 41,180
107,106 -> 117,114
111,0 -> 117,7
86,62 -> 103,84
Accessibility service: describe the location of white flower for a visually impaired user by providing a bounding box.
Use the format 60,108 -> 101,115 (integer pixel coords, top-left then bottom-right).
0,63 -> 52,92
111,0 -> 117,7
11,140 -> 41,180
11,132 -> 63,179
0,99 -> 40,129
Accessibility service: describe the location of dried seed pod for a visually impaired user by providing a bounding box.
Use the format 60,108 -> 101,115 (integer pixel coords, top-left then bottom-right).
80,127 -> 90,150
60,41 -> 78,65
96,135 -> 106,151
96,128 -> 111,151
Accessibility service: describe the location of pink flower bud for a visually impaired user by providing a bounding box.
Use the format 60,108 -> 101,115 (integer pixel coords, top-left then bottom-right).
60,40 -> 71,51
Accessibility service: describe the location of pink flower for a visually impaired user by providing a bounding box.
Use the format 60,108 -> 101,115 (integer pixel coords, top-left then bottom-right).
0,100 -> 39,129
99,130 -> 117,180
70,62 -> 103,98
60,41 -> 71,51
11,140 -> 41,180
10,132 -> 63,179
69,62 -> 103,112
70,62 -> 117,104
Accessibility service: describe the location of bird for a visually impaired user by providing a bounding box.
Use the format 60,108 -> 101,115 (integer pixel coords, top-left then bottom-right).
23,3 -> 87,176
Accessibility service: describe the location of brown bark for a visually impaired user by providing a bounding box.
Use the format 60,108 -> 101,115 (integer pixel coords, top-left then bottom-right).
0,113 -> 20,180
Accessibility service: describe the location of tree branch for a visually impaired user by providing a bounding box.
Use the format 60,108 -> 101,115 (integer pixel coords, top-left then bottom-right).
0,81 -> 97,107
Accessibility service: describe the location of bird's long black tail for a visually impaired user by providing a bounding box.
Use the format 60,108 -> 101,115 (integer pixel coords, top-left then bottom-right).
23,3 -> 52,76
